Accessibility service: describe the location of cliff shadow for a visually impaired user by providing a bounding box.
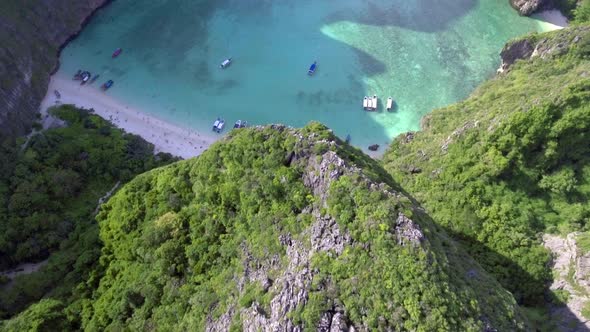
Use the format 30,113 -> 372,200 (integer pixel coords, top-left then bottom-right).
325,0 -> 478,33
393,183 -> 590,331
442,225 -> 590,331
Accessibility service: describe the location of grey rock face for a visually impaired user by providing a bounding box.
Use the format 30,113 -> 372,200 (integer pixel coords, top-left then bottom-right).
395,213 -> 424,246
208,147 -> 355,331
544,233 -> 590,331
499,26 -> 590,73
509,0 -> 552,16
238,216 -> 351,331
329,312 -> 349,332
575,245 -> 590,290
0,0 -> 109,139
498,39 -> 535,72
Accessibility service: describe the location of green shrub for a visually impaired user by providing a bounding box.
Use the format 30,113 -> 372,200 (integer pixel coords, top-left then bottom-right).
383,27 -> 590,306
582,301 -> 590,319
574,0 -> 590,23
0,105 -> 177,317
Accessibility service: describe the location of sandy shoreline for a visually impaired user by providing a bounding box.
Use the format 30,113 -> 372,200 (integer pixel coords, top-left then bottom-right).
40,76 -> 219,159
534,9 -> 569,30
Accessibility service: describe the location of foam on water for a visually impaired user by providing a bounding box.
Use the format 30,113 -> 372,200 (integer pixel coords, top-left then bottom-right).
57,0 -> 551,154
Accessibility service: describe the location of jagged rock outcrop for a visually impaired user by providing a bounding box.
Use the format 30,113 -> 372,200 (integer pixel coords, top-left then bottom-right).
499,26 -> 590,72
237,214 -> 352,332
0,0 -> 110,140
498,38 -> 535,72
509,0 -> 552,16
544,233 -> 590,331
210,149 -> 356,331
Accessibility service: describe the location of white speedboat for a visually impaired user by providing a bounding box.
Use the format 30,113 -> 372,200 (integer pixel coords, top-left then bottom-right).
212,118 -> 221,131
386,97 -> 393,111
220,58 -> 232,69
216,119 -> 225,133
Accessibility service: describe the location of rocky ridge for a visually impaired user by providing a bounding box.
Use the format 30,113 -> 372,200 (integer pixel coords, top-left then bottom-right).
206,139 -> 427,331
81,124 -> 527,330
499,25 -> 590,72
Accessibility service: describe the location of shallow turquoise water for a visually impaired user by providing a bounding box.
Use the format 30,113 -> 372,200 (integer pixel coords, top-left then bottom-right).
57,0 -> 547,153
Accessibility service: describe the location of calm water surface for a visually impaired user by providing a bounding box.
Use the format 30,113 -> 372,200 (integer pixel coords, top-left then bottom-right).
57,0 -> 549,153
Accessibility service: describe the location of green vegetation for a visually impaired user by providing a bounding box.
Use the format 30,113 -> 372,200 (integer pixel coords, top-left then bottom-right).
573,0 -> 590,23
383,26 -> 590,309
581,300 -> 590,319
551,289 -> 571,304
0,299 -> 72,331
2,124 -> 526,330
578,232 -> 590,254
0,105 -> 176,318
556,0 -> 590,23
0,105 -> 175,268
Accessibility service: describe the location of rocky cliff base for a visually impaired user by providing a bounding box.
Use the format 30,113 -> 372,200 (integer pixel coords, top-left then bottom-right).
498,25 -> 590,73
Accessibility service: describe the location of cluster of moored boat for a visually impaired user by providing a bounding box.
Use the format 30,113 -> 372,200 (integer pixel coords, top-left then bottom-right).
73,70 -> 114,91
209,55 -> 393,152
212,118 -> 248,134
72,48 -> 122,91
363,95 -> 395,112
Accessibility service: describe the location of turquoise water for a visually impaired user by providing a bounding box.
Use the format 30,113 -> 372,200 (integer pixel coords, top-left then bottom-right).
57,0 -> 547,153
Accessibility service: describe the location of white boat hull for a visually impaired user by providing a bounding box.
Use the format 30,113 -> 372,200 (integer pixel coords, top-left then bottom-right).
386,98 -> 393,110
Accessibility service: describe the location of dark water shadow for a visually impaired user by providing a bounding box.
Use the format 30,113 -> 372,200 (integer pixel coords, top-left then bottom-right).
326,0 -> 478,33
116,0 -> 226,79
354,47 -> 387,77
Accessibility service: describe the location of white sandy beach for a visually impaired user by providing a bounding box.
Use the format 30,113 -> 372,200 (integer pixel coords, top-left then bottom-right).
534,9 -> 569,30
40,76 -> 219,159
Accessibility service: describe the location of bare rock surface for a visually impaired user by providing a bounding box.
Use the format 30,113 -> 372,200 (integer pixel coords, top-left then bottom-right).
208,147 -> 356,331
510,0 -> 552,16
544,233 -> 590,331
498,38 -> 535,73
499,26 -> 590,72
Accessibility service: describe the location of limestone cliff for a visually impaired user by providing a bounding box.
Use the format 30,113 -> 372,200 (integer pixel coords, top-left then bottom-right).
0,0 -> 109,140
510,0 -> 553,15
499,25 -> 590,72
